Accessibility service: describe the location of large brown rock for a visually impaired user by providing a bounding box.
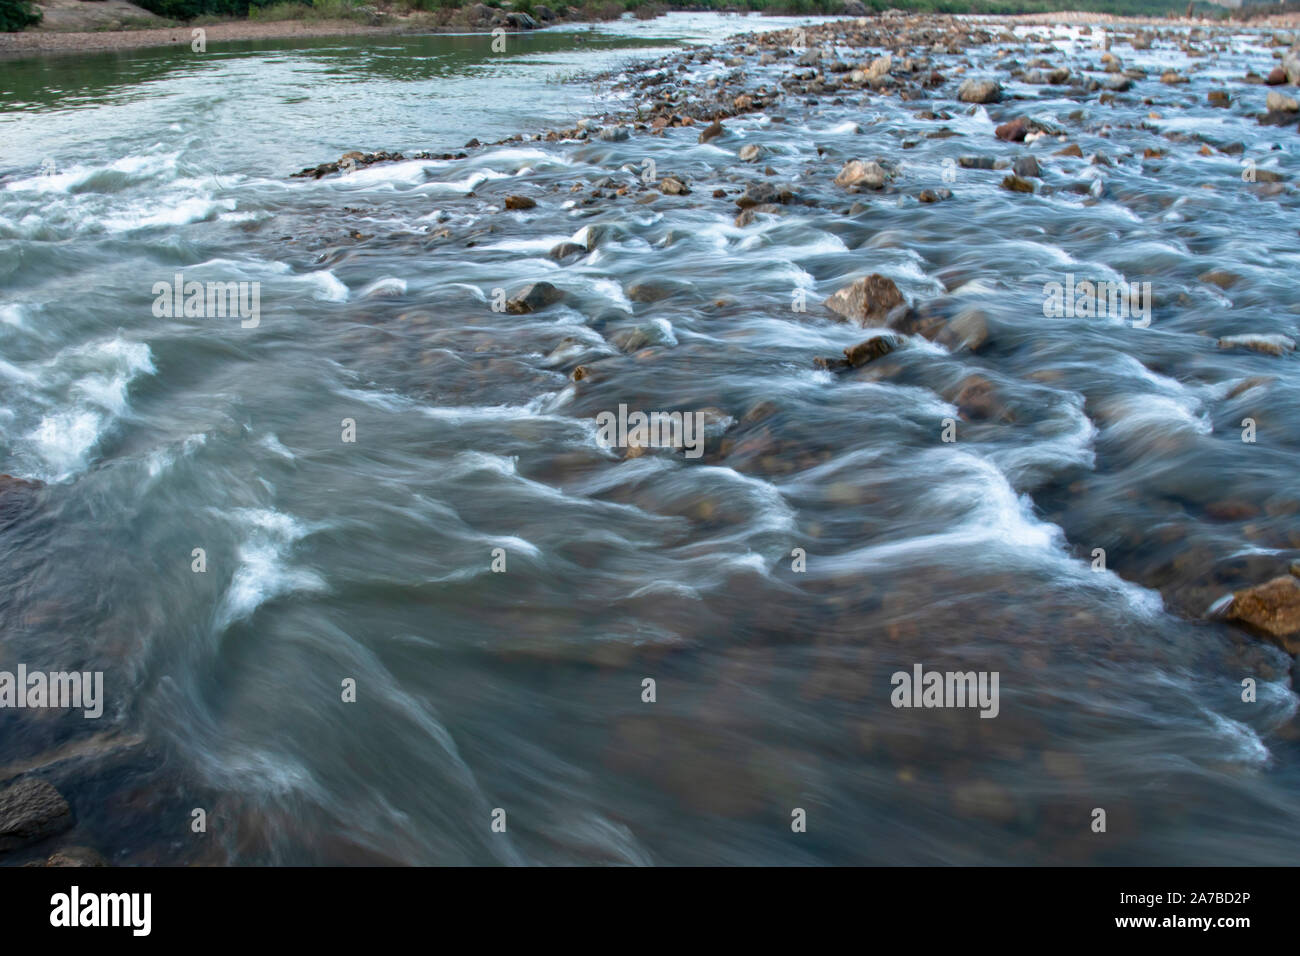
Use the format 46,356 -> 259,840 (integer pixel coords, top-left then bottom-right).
0,778 -> 73,853
1227,576 -> 1300,651
995,117 -> 1028,142
834,160 -> 887,190
506,282 -> 564,314
825,274 -> 906,327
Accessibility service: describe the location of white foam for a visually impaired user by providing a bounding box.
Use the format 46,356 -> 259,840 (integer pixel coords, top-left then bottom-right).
258,433 -> 295,460
18,337 -> 156,481
304,270 -> 350,302
361,277 -> 408,298
26,410 -> 103,479
214,508 -> 327,631
101,197 -> 235,232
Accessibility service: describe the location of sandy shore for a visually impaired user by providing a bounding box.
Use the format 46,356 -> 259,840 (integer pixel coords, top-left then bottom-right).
0,17 -> 427,60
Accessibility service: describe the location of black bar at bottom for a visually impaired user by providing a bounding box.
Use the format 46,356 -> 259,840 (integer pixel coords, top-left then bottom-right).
0,865 -> 1279,942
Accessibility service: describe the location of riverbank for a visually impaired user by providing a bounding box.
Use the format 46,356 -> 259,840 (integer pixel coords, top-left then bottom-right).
9,5 -> 1300,61
0,17 -> 410,57
0,0 -> 607,59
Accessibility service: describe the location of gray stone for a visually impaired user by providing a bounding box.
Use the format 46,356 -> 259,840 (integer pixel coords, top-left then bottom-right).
0,778 -> 73,853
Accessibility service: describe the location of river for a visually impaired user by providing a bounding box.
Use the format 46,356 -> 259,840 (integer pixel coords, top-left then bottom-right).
1,12 -> 1299,865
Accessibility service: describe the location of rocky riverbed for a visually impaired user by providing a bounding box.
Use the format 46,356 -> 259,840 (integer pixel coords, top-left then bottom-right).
293,11 -> 1300,644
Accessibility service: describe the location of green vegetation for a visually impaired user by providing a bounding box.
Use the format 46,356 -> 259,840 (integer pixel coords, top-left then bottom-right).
130,0 -> 263,20
247,0 -> 372,21
0,0 -> 1268,35
1,0 -> 41,32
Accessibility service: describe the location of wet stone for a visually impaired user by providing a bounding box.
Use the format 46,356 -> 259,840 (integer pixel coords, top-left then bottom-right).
0,778 -> 74,854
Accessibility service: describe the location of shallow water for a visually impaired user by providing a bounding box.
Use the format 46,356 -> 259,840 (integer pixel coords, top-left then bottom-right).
1,13 -> 1299,865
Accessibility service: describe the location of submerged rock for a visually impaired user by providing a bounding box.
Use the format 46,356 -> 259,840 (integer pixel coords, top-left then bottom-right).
948,374 -> 1012,422
698,120 -> 725,144
1198,269 -> 1239,290
843,333 -> 902,366
0,474 -> 41,525
736,181 -> 794,207
548,240 -> 586,261
937,308 -> 990,353
1258,109 -> 1299,127
625,277 -> 690,304
0,474 -> 40,493
812,355 -> 851,372
43,847 -> 108,867
1217,334 -> 1296,357
1224,376 -> 1273,400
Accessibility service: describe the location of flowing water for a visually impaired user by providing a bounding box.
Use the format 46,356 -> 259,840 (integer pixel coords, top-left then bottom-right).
1,13 -> 1299,865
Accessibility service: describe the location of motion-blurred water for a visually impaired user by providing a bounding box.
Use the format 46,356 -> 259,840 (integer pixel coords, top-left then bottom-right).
2,14 -> 1299,865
